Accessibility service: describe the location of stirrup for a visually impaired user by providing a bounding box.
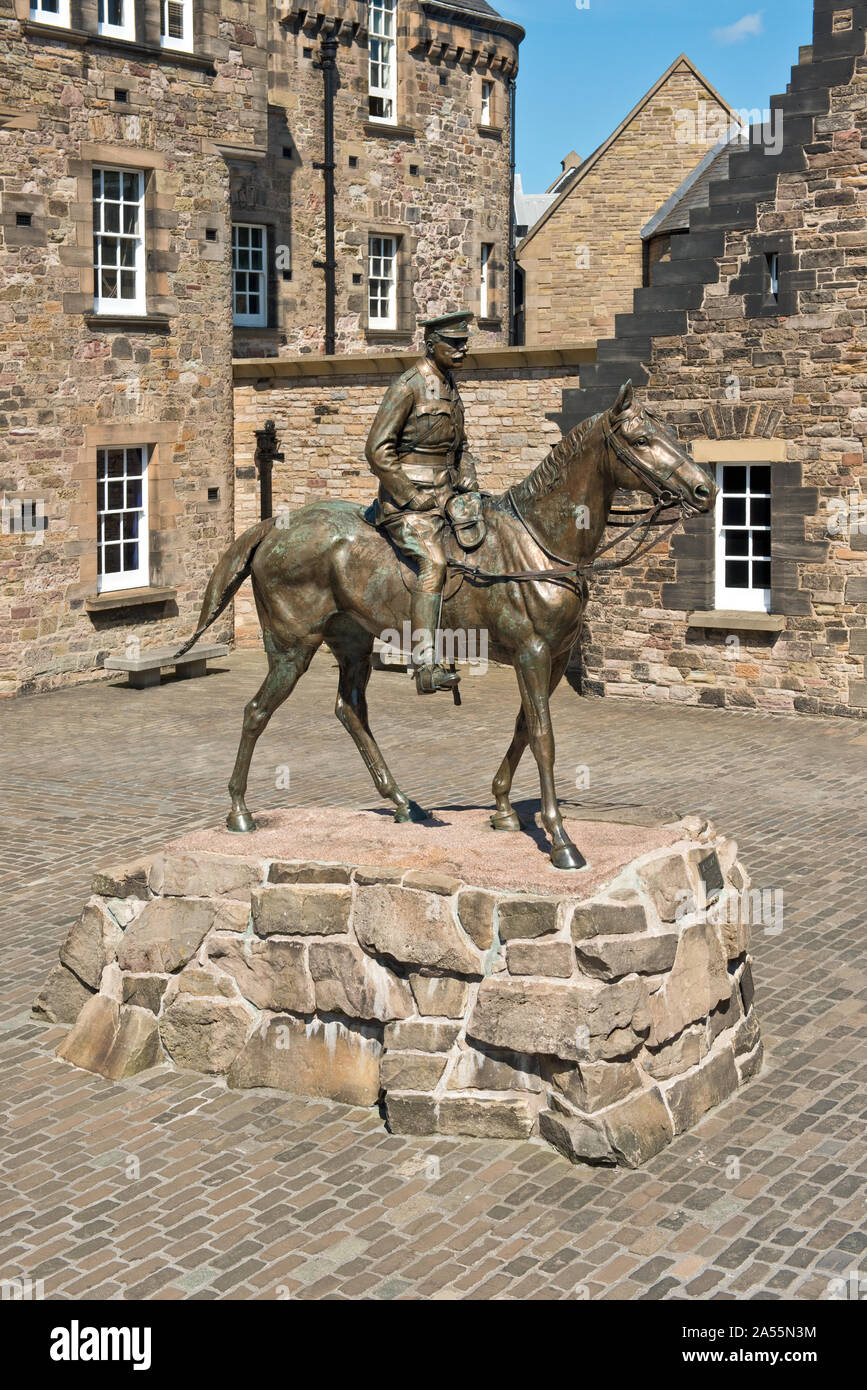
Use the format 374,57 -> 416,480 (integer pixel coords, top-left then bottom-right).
415,662 -> 461,695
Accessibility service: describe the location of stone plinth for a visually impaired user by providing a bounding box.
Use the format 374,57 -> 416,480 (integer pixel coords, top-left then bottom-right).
34,807 -> 763,1168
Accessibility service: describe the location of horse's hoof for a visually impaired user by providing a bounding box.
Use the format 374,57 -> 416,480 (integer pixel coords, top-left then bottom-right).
490,810 -> 521,832
550,842 -> 587,871
226,809 -> 256,834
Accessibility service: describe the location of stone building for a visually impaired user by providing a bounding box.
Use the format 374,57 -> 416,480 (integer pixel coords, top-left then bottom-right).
558,0 -> 867,719
514,55 -> 734,345
0,0 -> 521,695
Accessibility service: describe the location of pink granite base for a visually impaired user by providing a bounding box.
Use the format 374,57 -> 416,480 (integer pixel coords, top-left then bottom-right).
175,805 -> 681,896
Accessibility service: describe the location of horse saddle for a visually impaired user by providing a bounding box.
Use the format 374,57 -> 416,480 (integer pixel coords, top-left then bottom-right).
362,493 -> 489,599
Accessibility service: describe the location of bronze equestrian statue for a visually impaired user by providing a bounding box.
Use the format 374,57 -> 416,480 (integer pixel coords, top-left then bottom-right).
177,364 -> 716,870
365,311 -> 478,696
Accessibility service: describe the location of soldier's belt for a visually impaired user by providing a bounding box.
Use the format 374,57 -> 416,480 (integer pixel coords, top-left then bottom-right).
398,452 -> 455,471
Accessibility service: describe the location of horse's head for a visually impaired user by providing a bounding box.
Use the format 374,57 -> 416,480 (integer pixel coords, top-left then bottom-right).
603,381 -> 716,514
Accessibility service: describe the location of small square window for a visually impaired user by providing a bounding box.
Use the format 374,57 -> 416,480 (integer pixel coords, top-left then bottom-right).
205,228 -> 218,242
409,164 -> 419,176
303,46 -> 313,58
352,273 -> 362,285
348,156 -> 358,168
439,73 -> 447,86
114,89 -> 129,103
207,487 -> 220,502
16,213 -> 32,228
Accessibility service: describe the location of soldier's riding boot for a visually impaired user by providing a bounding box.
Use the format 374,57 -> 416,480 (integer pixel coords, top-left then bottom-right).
412,590 -> 461,695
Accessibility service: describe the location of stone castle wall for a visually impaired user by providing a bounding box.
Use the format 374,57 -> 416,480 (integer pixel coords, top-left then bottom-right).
516,60 -> 732,345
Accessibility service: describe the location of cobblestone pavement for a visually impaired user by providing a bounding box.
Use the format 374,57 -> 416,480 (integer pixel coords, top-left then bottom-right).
1,650 -> 865,1300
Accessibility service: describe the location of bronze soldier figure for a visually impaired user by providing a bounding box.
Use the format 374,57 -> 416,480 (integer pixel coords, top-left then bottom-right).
365,310 -> 480,695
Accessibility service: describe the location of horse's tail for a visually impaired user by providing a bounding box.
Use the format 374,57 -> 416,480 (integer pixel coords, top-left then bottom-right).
175,517 -> 275,658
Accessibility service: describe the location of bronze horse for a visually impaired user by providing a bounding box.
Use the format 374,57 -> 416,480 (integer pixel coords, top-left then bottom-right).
179,382 -> 716,870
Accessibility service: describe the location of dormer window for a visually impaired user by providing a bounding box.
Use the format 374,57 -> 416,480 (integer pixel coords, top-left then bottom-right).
368,0 -> 397,123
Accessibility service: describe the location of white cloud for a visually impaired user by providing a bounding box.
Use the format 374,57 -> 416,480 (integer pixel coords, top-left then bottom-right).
712,11 -> 764,45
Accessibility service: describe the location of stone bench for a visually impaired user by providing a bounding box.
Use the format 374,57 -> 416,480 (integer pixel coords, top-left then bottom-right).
103,643 -> 229,689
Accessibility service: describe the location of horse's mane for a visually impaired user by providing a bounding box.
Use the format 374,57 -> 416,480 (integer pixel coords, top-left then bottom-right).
510,411 -> 603,505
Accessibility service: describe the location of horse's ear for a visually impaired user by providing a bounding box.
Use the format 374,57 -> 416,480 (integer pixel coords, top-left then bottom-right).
612,380 -> 633,417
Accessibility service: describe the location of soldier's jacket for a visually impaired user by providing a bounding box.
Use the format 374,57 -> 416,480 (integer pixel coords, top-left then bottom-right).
365,356 -> 479,511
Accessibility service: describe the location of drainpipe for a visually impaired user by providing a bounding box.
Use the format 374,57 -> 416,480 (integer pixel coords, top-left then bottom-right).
508,73 -> 517,346
313,34 -> 338,356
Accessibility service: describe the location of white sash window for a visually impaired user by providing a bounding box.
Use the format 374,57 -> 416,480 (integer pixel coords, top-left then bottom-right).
30,0 -> 71,26
715,463 -> 772,612
92,167 -> 146,315
98,0 -> 136,41
97,447 -> 149,592
481,79 -> 493,126
161,0 -> 194,53
369,235 -> 397,329
368,0 -> 397,122
480,243 -> 493,318
233,224 -> 268,327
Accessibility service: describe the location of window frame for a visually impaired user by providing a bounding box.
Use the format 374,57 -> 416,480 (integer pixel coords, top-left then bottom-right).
368,233 -> 398,330
480,78 -> 493,127
480,242 -> 493,319
160,0 -> 194,54
29,0 -> 71,26
97,0 -> 137,41
96,445 -> 150,594
368,0 -> 397,124
714,461 -> 772,613
92,166 -> 147,317
232,222 -> 268,329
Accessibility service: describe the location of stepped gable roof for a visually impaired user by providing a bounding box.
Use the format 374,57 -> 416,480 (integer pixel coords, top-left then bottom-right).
641,136 -> 737,240
517,54 -> 735,252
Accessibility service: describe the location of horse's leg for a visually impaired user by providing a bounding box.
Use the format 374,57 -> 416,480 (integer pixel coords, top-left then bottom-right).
491,650 -> 569,831
329,622 -> 422,824
515,644 -> 585,871
227,640 -> 318,833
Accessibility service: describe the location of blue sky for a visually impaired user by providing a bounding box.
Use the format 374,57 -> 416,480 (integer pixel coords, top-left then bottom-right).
498,0 -> 815,191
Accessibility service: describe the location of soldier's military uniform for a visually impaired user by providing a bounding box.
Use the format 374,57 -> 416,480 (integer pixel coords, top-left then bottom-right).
365,311 -> 480,693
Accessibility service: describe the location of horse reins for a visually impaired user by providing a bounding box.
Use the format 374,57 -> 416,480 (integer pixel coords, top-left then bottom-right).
444,414 -> 686,594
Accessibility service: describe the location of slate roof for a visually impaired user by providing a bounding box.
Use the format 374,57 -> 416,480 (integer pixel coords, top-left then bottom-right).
641,136 -> 737,240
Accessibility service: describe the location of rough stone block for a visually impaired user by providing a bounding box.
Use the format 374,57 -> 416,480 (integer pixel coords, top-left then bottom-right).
268,860 -> 352,884
663,1046 -> 739,1134
353,865 -> 404,885
252,884 -> 351,937
122,974 -> 169,1013
228,1015 -> 381,1106
507,940 -> 574,977
381,1052 -> 448,1091
497,895 -> 560,941
207,937 -> 314,1013
570,894 -> 649,940
156,850 -> 265,901
408,972 -> 469,1018
91,859 -> 151,900
308,941 -> 413,1022
59,900 -> 123,990
637,852 -> 697,922
57,996 -> 161,1080
117,898 -> 217,975
648,922 -> 731,1046
456,889 -> 497,950
33,964 -> 93,1024
384,1092 -> 438,1135
159,996 -> 250,1073
548,1057 -> 642,1112
575,930 -> 679,981
733,1008 -> 761,1058
706,988 -> 743,1044
435,1095 -> 536,1139
384,1019 -> 461,1052
354,884 -> 481,975
539,1107 -> 615,1165
643,1023 -> 708,1081
402,869 -> 461,895
739,960 -> 755,1011
448,1041 -> 541,1092
468,975 -> 649,1063
602,1087 -> 674,1167
736,1040 -> 763,1084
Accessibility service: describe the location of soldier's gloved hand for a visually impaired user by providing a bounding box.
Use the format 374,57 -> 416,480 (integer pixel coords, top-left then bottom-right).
408,490 -> 438,512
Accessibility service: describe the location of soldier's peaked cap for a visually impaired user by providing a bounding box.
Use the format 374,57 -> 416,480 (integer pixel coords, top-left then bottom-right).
420,310 -> 473,336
